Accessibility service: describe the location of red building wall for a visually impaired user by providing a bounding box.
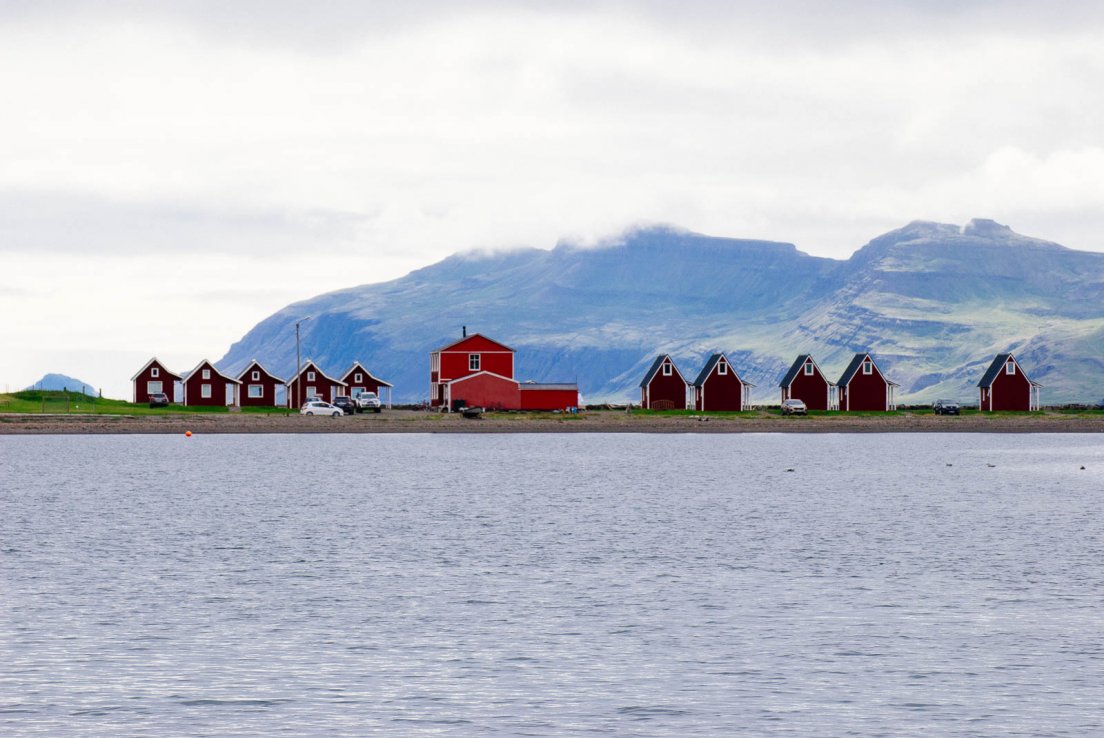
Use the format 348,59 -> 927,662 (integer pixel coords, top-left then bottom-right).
183,362 -> 236,407
786,371 -> 831,411
842,370 -> 888,411
342,370 -> 388,397
239,365 -> 282,407
988,368 -> 1032,411
133,361 -> 177,404
519,387 -> 578,411
439,350 -> 514,382
644,372 -> 687,410
288,364 -> 345,407
448,373 -> 520,410
696,371 -> 744,411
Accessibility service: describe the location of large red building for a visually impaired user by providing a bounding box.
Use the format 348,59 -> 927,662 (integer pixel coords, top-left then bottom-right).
236,360 -> 285,407
978,353 -> 1041,411
780,354 -> 837,411
131,357 -> 181,404
286,360 -> 347,407
429,332 -> 578,411
640,354 -> 688,410
341,362 -> 393,408
181,359 -> 241,407
691,353 -> 754,411
836,353 -> 898,412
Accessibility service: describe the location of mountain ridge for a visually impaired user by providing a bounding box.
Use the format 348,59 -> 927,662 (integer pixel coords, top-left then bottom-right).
218,220 -> 1104,404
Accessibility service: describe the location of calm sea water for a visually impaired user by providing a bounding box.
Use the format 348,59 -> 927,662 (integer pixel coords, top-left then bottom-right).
2,433 -> 1103,737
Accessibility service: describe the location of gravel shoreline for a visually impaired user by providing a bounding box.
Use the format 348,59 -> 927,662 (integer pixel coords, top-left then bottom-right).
2,409 -> 1103,434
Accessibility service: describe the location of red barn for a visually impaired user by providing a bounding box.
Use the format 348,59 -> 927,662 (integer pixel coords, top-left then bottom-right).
978,353 -> 1041,411
836,353 -> 899,412
691,353 -> 754,411
286,360 -> 347,407
236,360 -> 285,407
429,331 -> 578,411
780,354 -> 837,411
181,359 -> 241,407
640,355 -> 688,410
131,357 -> 181,404
340,362 -> 394,408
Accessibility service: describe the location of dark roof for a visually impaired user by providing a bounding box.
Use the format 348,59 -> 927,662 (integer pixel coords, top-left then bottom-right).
519,382 -> 577,390
639,355 -> 669,388
837,353 -> 871,386
692,354 -> 723,387
779,354 -> 812,388
977,353 -> 1013,388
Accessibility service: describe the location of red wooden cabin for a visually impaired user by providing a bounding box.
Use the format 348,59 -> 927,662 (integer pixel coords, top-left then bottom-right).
340,362 -> 394,408
640,355 -> 688,410
131,357 -> 181,404
181,359 -> 241,407
691,353 -> 754,411
236,360 -> 285,407
430,330 -> 578,411
836,353 -> 898,412
779,354 -> 837,411
286,360 -> 347,407
978,353 -> 1041,411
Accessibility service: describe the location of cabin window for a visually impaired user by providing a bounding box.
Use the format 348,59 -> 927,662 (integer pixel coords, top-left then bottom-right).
662,363 -> 672,376
718,362 -> 728,375
151,367 -> 160,378
307,371 -> 316,381
355,373 -> 363,382
804,363 -> 814,376
202,369 -> 211,380
1006,361 -> 1016,375
863,360 -> 872,375
469,354 -> 481,371
306,385 -> 316,398
352,386 -> 365,396
201,384 -> 212,399
147,381 -> 162,394
248,385 -> 264,398
252,370 -> 260,381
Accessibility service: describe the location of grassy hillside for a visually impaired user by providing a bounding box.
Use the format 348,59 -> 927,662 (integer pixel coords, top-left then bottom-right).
0,391 -> 291,416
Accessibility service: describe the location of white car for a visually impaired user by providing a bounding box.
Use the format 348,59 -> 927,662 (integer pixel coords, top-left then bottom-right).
780,398 -> 808,416
300,400 -> 345,417
355,391 -> 382,413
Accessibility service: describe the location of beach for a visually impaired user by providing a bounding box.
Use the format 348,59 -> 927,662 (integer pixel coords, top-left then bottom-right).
2,409 -> 1102,434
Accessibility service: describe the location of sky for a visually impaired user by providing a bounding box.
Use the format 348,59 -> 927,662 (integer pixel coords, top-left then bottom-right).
2,1 -> 1104,398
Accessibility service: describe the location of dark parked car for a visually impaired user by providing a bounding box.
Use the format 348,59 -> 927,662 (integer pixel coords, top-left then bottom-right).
148,392 -> 169,408
933,399 -> 960,415
333,395 -> 357,415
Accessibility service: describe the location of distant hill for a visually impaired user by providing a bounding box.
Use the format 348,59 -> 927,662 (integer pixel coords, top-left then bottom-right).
25,373 -> 98,394
218,220 -> 1104,404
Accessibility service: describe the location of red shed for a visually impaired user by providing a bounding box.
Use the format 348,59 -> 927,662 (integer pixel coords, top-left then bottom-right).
978,353 -> 1041,412
430,333 -> 515,407
181,359 -> 241,407
519,382 -> 579,411
836,353 -> 898,412
444,371 -> 521,410
131,357 -> 181,404
640,355 -> 688,410
691,353 -> 754,411
779,354 -> 837,411
236,360 -> 285,407
340,362 -> 394,409
286,360 -> 347,407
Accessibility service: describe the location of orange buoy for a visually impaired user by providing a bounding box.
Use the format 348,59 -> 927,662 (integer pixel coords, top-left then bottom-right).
185,430 -> 192,437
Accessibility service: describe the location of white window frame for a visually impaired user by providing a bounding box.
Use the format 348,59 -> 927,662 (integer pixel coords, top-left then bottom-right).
804,363 -> 814,376
355,373 -> 363,382
1006,361 -> 1016,375
863,360 -> 872,375
307,371 -> 316,381
248,384 -> 264,398
252,370 -> 260,381
201,384 -> 212,399
718,362 -> 728,375
469,354 -> 481,371
662,363 -> 672,376
202,369 -> 211,379
151,367 -> 160,378
147,380 -> 162,394
306,385 -> 316,398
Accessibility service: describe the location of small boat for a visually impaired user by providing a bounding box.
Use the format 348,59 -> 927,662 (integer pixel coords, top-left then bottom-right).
461,406 -> 484,419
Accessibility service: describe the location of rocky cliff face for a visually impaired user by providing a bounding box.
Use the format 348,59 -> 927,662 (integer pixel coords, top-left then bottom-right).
218,220 -> 1104,404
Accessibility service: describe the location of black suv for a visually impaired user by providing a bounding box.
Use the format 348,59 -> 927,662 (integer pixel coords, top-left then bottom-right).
933,399 -> 960,415
333,395 -> 357,415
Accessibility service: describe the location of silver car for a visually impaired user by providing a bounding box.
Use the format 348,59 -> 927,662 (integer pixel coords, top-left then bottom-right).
300,400 -> 345,417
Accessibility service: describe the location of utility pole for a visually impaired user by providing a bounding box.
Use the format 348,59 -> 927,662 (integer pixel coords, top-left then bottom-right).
295,316 -> 311,406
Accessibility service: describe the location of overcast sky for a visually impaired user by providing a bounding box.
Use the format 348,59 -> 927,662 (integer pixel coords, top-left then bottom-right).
3,1 -> 1103,397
